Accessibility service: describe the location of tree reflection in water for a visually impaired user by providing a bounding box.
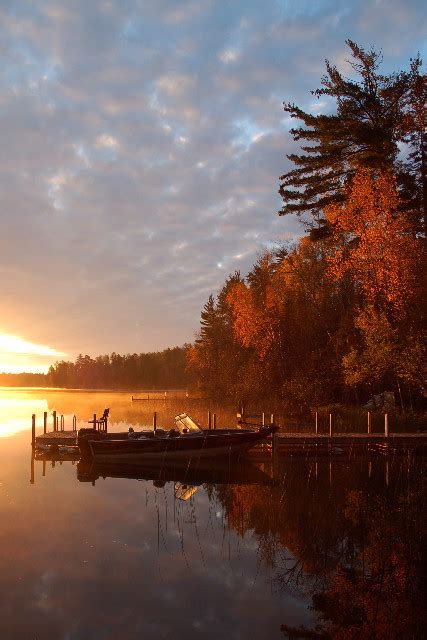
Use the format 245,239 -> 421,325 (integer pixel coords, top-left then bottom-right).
215,456 -> 426,639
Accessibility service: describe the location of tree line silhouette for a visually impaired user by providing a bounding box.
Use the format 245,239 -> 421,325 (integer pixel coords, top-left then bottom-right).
44,348 -> 191,390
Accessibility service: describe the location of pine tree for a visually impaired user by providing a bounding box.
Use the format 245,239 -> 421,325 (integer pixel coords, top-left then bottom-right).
403,57 -> 427,234
279,40 -> 413,235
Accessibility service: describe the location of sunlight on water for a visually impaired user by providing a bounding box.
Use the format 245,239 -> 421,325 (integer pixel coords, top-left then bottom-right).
0,391 -> 47,437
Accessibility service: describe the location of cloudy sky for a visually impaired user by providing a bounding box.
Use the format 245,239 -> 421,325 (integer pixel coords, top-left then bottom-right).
0,0 -> 425,371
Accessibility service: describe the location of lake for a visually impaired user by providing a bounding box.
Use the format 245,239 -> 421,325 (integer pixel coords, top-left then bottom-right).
0,388 -> 425,639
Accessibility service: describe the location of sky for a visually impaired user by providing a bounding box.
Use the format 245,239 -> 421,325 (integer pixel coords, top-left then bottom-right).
0,0 -> 425,372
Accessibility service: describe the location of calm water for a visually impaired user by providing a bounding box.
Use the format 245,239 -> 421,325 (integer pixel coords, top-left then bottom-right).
0,388 -> 425,639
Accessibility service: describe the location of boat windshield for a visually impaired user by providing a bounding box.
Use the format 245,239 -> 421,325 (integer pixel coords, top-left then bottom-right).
174,413 -> 203,435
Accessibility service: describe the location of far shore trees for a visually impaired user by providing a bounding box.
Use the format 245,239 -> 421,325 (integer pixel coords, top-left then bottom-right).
46,346 -> 191,389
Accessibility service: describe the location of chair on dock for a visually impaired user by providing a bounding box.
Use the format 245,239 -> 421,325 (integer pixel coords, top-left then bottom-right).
88,408 -> 109,431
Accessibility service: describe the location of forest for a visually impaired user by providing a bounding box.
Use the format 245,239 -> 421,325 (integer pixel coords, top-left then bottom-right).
189,41 -> 426,412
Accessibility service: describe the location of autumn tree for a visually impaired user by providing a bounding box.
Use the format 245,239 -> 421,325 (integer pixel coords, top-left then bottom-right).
224,244 -> 357,406
325,169 -> 419,315
325,168 -> 424,398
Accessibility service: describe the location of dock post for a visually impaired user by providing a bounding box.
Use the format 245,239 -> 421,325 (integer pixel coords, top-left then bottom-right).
367,411 -> 372,434
52,410 -> 57,432
384,413 -> 389,438
270,413 -> 274,425
208,411 -> 212,430
30,451 -> 35,485
73,415 -> 77,431
213,413 -> 217,429
315,412 -> 318,435
329,413 -> 332,438
262,412 -> 265,427
56,416 -> 59,431
60,415 -> 64,431
31,414 -> 36,449
93,414 -> 97,431
272,432 -> 279,476
43,411 -> 47,434
153,411 -> 157,434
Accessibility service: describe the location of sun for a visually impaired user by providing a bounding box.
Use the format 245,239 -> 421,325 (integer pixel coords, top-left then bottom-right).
0,333 -> 67,374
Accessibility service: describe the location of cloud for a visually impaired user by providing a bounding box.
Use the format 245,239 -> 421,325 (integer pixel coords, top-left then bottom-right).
95,133 -> 119,149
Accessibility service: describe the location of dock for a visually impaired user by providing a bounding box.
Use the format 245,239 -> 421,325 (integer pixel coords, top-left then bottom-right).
32,409 -> 108,449
29,405 -> 426,463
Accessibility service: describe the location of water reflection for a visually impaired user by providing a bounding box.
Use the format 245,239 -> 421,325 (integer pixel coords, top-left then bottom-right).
75,458 -> 276,488
25,444 -> 426,639
1,389 -> 425,638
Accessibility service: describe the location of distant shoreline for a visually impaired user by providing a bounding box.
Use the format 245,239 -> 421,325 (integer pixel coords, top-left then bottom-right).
0,385 -> 189,393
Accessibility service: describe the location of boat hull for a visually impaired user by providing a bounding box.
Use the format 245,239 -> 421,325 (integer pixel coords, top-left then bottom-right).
81,427 -> 276,463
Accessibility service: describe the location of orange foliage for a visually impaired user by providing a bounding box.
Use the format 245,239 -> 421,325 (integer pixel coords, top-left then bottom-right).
325,169 -> 419,314
226,279 -> 280,359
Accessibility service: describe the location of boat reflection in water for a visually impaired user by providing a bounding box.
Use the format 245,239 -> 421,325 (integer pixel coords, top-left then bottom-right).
76,457 -> 276,502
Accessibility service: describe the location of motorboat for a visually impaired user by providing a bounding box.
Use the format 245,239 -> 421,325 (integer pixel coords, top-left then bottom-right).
77,413 -> 277,464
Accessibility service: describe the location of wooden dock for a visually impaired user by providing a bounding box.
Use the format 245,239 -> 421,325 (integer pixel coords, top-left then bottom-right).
34,428 -> 426,456
35,430 -> 77,446
251,432 -> 427,457
31,409 -> 426,459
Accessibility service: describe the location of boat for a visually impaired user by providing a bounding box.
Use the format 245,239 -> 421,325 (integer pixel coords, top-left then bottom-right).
77,413 -> 277,463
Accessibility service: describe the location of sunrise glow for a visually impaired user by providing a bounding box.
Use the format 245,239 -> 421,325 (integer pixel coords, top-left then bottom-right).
0,333 -> 66,374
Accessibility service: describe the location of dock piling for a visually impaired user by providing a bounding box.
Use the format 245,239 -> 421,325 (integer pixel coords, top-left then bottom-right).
315,411 -> 318,435
208,411 -> 212,430
329,413 -> 333,438
52,410 -> 57,432
30,451 -> 34,485
213,413 -> 217,430
43,411 -> 47,434
368,411 -> 372,434
31,414 -> 36,449
384,413 -> 389,437
153,411 -> 157,434
272,432 -> 279,475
